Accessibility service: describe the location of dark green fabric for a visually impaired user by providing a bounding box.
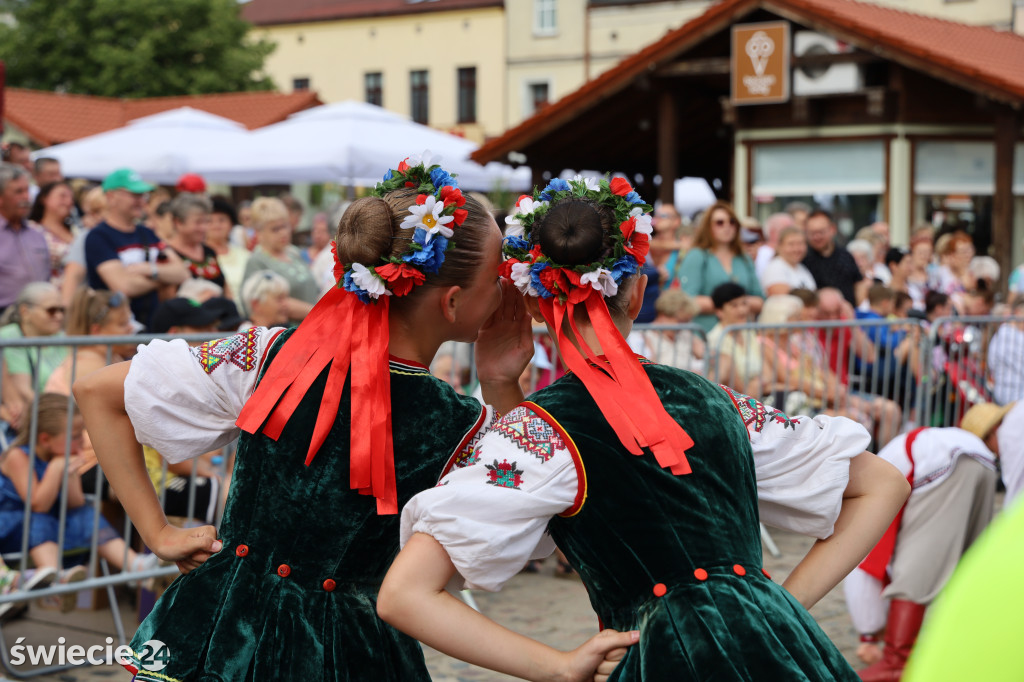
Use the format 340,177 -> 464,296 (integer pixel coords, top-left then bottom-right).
128,329 -> 485,681
537,364 -> 859,681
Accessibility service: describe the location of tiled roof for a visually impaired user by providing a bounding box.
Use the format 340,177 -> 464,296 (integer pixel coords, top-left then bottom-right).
4,88 -> 322,146
473,0 -> 1024,163
242,0 -> 503,26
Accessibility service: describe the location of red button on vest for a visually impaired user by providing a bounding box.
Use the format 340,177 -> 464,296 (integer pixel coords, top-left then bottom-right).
733,564 -> 746,577
693,568 -> 708,581
323,579 -> 336,592
652,583 -> 667,597
761,568 -> 772,580
277,564 -> 291,578
235,544 -> 248,557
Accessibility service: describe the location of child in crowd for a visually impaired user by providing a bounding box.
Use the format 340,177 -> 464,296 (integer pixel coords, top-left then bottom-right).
378,176 -> 910,681
0,394 -> 158,611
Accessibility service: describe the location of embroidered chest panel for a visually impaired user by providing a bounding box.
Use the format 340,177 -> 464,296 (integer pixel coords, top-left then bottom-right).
191,327 -> 260,374
718,384 -> 800,433
493,405 -> 568,463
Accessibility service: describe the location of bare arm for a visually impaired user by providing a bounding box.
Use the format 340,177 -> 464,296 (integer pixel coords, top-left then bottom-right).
96,260 -> 157,298
73,362 -> 221,572
765,283 -> 792,297
378,532 -> 638,682
1,449 -> 65,512
284,297 -> 314,320
60,261 -> 86,309
695,295 -> 714,315
782,452 -> 910,609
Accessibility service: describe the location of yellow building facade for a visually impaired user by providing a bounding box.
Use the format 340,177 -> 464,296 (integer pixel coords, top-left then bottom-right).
249,5 -> 505,143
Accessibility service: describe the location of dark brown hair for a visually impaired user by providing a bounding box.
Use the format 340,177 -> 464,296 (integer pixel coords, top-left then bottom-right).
693,200 -> 742,255
334,188 -> 493,292
530,197 -> 635,319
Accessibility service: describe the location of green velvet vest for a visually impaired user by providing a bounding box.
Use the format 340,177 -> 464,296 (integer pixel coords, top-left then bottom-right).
534,363 -> 858,681
128,330 -> 486,682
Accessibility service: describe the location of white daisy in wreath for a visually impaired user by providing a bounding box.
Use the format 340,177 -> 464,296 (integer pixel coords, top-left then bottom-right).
350,263 -> 391,299
571,174 -> 601,192
401,195 -> 455,244
630,206 -> 654,235
504,196 -> 547,238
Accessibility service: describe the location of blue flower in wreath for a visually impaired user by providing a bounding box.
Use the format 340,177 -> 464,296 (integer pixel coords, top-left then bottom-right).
624,190 -> 643,205
540,178 -> 570,200
530,262 -> 555,299
403,234 -> 449,274
611,254 -> 639,284
430,167 -> 456,190
382,169 -> 394,182
342,271 -> 372,304
503,235 -> 530,252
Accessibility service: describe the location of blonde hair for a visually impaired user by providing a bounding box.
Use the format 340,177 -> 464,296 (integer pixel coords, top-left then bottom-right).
654,289 -> 698,320
758,294 -> 803,325
12,393 -> 78,449
249,197 -> 289,231
66,286 -> 129,336
240,270 -> 290,315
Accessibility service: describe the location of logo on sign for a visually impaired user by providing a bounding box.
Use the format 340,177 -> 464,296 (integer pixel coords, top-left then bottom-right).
743,31 -> 776,95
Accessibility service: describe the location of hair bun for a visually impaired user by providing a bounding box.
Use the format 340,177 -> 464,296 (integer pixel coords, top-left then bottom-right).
535,198 -> 606,266
335,196 -> 395,266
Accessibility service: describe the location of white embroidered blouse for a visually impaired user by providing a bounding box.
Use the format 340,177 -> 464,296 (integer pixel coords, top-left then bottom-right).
401,391 -> 870,592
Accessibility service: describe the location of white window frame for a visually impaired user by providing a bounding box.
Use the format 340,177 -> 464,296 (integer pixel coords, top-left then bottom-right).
534,0 -> 557,37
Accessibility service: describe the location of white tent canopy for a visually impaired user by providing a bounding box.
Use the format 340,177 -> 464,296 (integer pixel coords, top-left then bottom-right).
34,107 -> 251,185
191,100 -> 531,191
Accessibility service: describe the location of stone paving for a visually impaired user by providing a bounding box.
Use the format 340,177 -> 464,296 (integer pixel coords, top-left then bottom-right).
0,527 -> 863,681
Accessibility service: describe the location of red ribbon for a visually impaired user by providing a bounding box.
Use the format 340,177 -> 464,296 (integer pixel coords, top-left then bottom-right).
538,295 -> 694,474
857,426 -> 925,582
236,287 -> 398,515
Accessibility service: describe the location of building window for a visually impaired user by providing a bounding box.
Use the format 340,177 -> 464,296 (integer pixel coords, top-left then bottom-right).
535,0 -> 557,35
410,70 -> 429,124
457,67 -> 477,124
292,77 -> 310,91
365,72 -> 383,107
527,81 -> 550,116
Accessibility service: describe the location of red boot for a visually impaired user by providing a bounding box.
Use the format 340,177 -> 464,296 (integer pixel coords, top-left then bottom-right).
859,599 -> 927,681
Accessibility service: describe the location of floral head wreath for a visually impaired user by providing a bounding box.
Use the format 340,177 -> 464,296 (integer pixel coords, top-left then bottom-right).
499,175 -> 695,476
334,150 -> 468,302
238,152 -> 465,516
500,175 -> 652,303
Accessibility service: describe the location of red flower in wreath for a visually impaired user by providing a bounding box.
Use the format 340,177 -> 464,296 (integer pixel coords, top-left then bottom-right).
539,266 -> 571,297
452,208 -> 468,225
563,269 -> 597,304
397,159 -> 411,173
624,232 -> 650,262
375,262 -> 426,297
498,258 -> 518,280
440,185 -> 465,208
609,177 -> 633,197
330,241 -> 345,283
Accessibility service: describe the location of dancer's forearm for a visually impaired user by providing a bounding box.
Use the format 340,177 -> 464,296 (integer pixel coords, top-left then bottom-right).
73,362 -> 169,546
783,452 -> 910,609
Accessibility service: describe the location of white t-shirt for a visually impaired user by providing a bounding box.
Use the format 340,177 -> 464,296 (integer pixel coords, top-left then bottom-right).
760,257 -> 817,292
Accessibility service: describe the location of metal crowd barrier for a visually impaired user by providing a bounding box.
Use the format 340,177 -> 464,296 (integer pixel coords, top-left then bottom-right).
0,332 -> 221,678
0,318 -> 1020,675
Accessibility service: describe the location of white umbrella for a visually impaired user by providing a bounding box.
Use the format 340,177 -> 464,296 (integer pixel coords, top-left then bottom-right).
193,100 -> 531,192
33,107 -> 251,185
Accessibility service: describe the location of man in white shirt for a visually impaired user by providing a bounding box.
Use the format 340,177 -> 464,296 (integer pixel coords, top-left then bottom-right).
988,299 -> 1024,406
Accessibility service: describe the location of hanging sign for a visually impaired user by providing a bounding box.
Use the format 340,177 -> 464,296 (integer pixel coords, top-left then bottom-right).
732,22 -> 790,105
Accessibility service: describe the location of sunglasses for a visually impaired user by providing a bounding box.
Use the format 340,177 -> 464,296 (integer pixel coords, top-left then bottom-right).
37,305 -> 65,317
713,218 -> 738,227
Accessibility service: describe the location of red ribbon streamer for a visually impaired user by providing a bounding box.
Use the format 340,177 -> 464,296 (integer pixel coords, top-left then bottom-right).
538,295 -> 694,474
858,426 -> 924,583
236,287 -> 398,515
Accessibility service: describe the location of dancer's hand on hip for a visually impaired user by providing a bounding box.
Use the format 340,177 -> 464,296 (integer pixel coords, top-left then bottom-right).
563,628 -> 639,682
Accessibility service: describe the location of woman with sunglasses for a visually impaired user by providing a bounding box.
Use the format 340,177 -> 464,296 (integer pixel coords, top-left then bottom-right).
0,282 -> 68,441
678,201 -> 764,333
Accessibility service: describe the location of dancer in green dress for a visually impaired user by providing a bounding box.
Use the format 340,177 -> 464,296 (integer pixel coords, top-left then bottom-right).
378,176 -> 911,681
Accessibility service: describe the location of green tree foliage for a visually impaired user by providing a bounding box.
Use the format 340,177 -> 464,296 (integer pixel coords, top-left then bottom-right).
0,0 -> 276,97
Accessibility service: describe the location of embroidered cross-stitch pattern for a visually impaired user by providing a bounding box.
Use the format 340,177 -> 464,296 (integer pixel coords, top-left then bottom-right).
719,384 -> 800,432
191,327 -> 260,374
485,459 -> 524,490
493,406 -> 567,463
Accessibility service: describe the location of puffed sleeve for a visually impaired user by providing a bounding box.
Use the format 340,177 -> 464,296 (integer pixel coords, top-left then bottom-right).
718,384 -> 870,539
400,404 -> 580,592
124,327 -> 285,462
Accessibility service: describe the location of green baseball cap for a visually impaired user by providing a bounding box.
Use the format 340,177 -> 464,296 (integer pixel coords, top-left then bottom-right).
102,168 -> 155,194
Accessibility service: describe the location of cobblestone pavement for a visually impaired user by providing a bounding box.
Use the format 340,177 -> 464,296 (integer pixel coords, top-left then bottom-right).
0,527 -> 862,681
